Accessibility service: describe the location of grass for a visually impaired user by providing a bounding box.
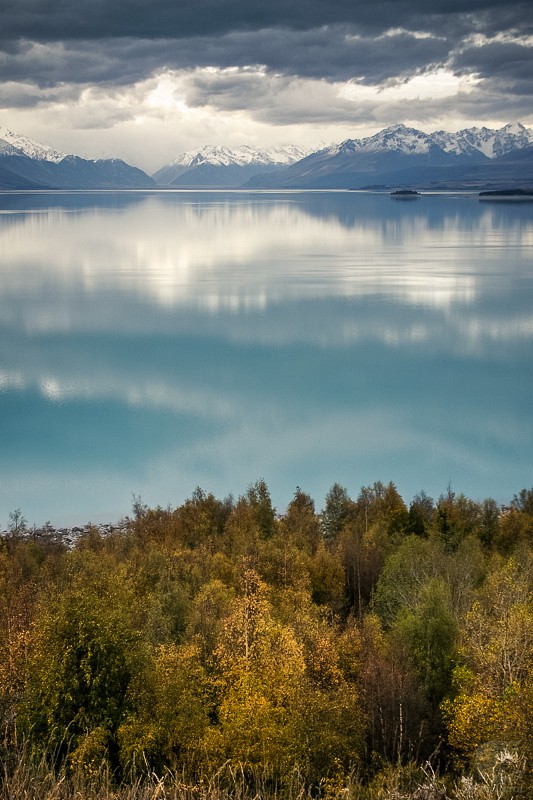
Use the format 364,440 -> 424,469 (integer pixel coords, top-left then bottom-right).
1,730 -> 528,800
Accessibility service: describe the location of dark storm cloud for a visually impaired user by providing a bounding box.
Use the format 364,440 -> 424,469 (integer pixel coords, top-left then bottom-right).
1,0 -> 532,128
0,1 -> 531,90
452,41 -> 533,94
0,83 -> 43,108
189,28 -> 451,83
0,29 -> 451,88
1,0 -> 531,41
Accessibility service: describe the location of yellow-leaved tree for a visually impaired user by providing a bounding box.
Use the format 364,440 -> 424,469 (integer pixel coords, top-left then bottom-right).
205,568 -> 306,780
442,557 -> 533,777
205,568 -> 363,787
118,641 -> 210,777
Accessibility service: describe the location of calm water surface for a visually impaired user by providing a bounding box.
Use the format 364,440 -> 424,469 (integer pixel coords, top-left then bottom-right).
0,190 -> 531,525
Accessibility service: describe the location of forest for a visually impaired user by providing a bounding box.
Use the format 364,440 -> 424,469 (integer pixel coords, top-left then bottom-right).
1,480 -> 532,799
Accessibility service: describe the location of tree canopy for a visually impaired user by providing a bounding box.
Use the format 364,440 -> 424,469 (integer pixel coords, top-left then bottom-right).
1,481 -> 532,798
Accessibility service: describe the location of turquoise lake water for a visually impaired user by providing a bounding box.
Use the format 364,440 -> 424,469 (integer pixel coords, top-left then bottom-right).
0,190 -> 531,526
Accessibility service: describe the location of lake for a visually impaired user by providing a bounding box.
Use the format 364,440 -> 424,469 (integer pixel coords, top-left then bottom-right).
0,190 -> 531,526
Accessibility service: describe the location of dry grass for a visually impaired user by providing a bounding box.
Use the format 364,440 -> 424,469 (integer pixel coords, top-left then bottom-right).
1,739 -> 312,800
1,736 -> 528,800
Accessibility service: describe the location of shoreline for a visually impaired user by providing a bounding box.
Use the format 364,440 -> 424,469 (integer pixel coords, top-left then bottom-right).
0,520 -> 128,549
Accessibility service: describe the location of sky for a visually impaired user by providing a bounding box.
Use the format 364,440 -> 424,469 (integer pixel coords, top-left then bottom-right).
0,0 -> 532,173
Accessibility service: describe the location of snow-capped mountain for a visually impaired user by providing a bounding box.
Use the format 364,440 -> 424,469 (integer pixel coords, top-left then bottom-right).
153,144 -> 316,187
1,121 -> 531,191
168,143 -> 313,168
326,125 -> 439,157
0,125 -> 155,189
314,123 -> 533,161
247,122 -> 533,189
0,126 -> 67,162
431,122 -> 533,158
248,124 -> 467,189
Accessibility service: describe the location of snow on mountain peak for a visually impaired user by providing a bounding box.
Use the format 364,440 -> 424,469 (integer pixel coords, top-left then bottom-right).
319,122 -> 533,165
168,143 -> 313,168
432,123 -> 533,158
329,125 -> 435,157
502,122 -> 526,135
0,126 -> 67,163
365,125 -> 434,153
329,122 -> 532,161
0,139 -> 21,157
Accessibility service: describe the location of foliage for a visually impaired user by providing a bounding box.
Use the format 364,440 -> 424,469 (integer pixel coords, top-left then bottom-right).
442,557 -> 533,777
1,482 -> 532,797
19,576 -> 142,771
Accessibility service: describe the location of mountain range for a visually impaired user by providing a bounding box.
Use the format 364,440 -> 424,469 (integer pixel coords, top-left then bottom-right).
245,123 -> 533,190
0,126 -> 156,189
1,123 -> 532,191
152,144 -> 315,187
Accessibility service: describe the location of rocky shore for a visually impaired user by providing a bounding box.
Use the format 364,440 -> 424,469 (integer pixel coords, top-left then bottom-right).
0,520 -> 128,549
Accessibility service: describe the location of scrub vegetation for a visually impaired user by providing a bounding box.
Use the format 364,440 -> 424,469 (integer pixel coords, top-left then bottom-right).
1,481 -> 532,799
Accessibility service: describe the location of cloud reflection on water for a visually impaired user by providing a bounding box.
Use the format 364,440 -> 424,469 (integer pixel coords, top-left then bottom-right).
0,192 -> 532,351
0,191 -> 531,524
1,192 -> 530,312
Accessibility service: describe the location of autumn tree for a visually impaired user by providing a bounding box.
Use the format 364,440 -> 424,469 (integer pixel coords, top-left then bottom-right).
512,487 -> 533,516
282,487 -> 320,554
208,569 -> 306,779
356,481 -> 408,536
371,536 -> 444,627
443,557 -> 533,772
406,491 -> 434,537
433,488 -> 483,551
118,642 -> 210,776
171,487 -> 232,550
359,614 -> 427,764
393,578 -> 457,707
246,479 -> 276,540
20,577 -> 143,774
188,578 -> 235,662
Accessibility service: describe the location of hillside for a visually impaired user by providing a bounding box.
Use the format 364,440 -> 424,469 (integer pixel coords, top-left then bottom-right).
153,144 -> 313,187
246,123 -> 533,189
0,127 -> 155,189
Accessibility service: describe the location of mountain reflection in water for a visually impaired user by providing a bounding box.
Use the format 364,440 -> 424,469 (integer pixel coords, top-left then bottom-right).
0,191 -> 531,525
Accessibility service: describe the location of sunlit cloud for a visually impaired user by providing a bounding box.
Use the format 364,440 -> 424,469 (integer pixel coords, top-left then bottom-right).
0,1 -> 531,169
